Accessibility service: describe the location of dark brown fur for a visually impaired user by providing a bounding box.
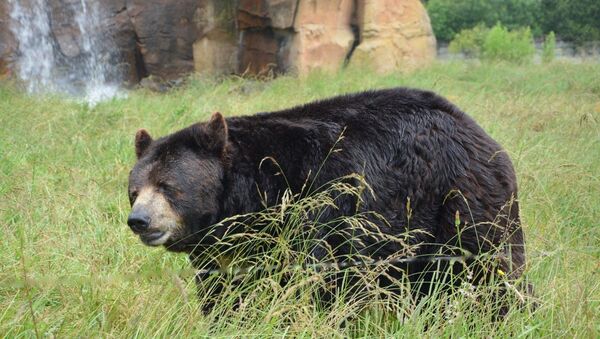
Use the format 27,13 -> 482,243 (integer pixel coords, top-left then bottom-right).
128,87 -> 527,303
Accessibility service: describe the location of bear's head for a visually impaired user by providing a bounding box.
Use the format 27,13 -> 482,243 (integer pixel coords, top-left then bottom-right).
126,112 -> 229,252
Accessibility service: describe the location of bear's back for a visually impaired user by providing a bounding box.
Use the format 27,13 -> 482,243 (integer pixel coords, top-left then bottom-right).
250,88 -> 466,124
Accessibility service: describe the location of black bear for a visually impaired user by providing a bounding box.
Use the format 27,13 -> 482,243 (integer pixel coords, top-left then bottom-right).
127,88 -> 526,304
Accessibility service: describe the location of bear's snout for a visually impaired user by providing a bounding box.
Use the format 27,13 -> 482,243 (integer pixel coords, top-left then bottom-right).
126,186 -> 181,246
127,209 -> 151,233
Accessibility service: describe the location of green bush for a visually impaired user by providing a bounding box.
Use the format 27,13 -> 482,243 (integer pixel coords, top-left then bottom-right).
448,24 -> 489,58
447,24 -> 536,64
540,0 -> 600,46
426,0 -> 541,42
426,0 -> 600,46
542,31 -> 556,63
483,24 -> 535,63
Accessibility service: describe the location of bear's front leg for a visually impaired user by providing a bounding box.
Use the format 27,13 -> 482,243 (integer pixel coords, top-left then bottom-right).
193,262 -> 226,314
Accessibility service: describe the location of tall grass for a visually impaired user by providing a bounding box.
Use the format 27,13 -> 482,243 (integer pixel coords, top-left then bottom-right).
1,61 -> 599,337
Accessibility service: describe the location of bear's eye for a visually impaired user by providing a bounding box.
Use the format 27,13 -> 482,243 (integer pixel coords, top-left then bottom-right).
129,190 -> 138,205
157,182 -> 173,193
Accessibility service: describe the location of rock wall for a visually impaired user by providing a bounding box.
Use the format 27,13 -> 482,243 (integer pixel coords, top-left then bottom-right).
0,0 -> 436,83
288,0 -> 356,74
234,0 -> 436,76
127,0 -> 199,80
0,1 -> 16,76
350,0 -> 437,73
193,1 -> 238,75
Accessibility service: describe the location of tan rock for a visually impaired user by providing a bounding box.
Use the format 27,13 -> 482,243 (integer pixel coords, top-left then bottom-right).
193,1 -> 238,75
236,0 -> 297,75
193,34 -> 238,76
288,0 -> 356,75
237,0 -> 297,30
350,0 -> 436,73
238,30 -> 282,75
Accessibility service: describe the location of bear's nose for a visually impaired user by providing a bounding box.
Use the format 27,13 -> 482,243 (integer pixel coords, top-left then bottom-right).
127,212 -> 151,233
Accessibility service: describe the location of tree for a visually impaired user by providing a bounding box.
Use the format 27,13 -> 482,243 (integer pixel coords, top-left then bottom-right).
540,0 -> 600,46
426,0 -> 541,42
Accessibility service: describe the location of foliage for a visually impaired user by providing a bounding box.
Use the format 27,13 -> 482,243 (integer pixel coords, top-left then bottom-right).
540,0 -> 600,46
425,0 -> 600,46
482,24 -> 535,63
1,62 -> 600,336
448,24 -> 490,58
448,23 -> 536,63
542,31 -> 557,63
425,0 -> 541,42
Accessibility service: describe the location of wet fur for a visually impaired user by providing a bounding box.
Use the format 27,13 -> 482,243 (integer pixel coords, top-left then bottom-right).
129,87 -> 526,302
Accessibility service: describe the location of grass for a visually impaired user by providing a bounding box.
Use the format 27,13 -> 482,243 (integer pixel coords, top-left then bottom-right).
1,61 -> 599,337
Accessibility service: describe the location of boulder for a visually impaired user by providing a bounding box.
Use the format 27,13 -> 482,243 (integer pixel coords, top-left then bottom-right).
104,0 -> 143,85
127,0 -> 199,80
237,0 -> 298,30
237,0 -> 356,76
288,0 -> 356,75
0,1 -> 16,76
238,29 -> 289,75
236,0 -> 297,75
193,0 -> 238,76
350,0 -> 436,73
48,0 -> 80,58
193,34 -> 238,76
46,0 -> 140,85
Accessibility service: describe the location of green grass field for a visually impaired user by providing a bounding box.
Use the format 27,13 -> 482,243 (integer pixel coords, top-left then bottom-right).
1,61 -> 599,337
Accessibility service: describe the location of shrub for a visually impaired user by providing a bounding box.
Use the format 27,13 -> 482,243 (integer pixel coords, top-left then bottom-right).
483,24 -> 535,64
542,31 -> 556,63
540,0 -> 600,46
426,0 -> 541,42
426,0 -> 600,46
448,24 -> 490,58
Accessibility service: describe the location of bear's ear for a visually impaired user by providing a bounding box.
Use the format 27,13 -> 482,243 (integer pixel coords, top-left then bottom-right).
204,112 -> 228,154
135,129 -> 153,159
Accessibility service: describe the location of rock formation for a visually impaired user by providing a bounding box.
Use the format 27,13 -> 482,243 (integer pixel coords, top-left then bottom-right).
0,1 -> 16,76
350,0 -> 437,73
193,1 -> 238,76
127,0 -> 199,80
288,0 -> 357,74
0,0 -> 436,84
